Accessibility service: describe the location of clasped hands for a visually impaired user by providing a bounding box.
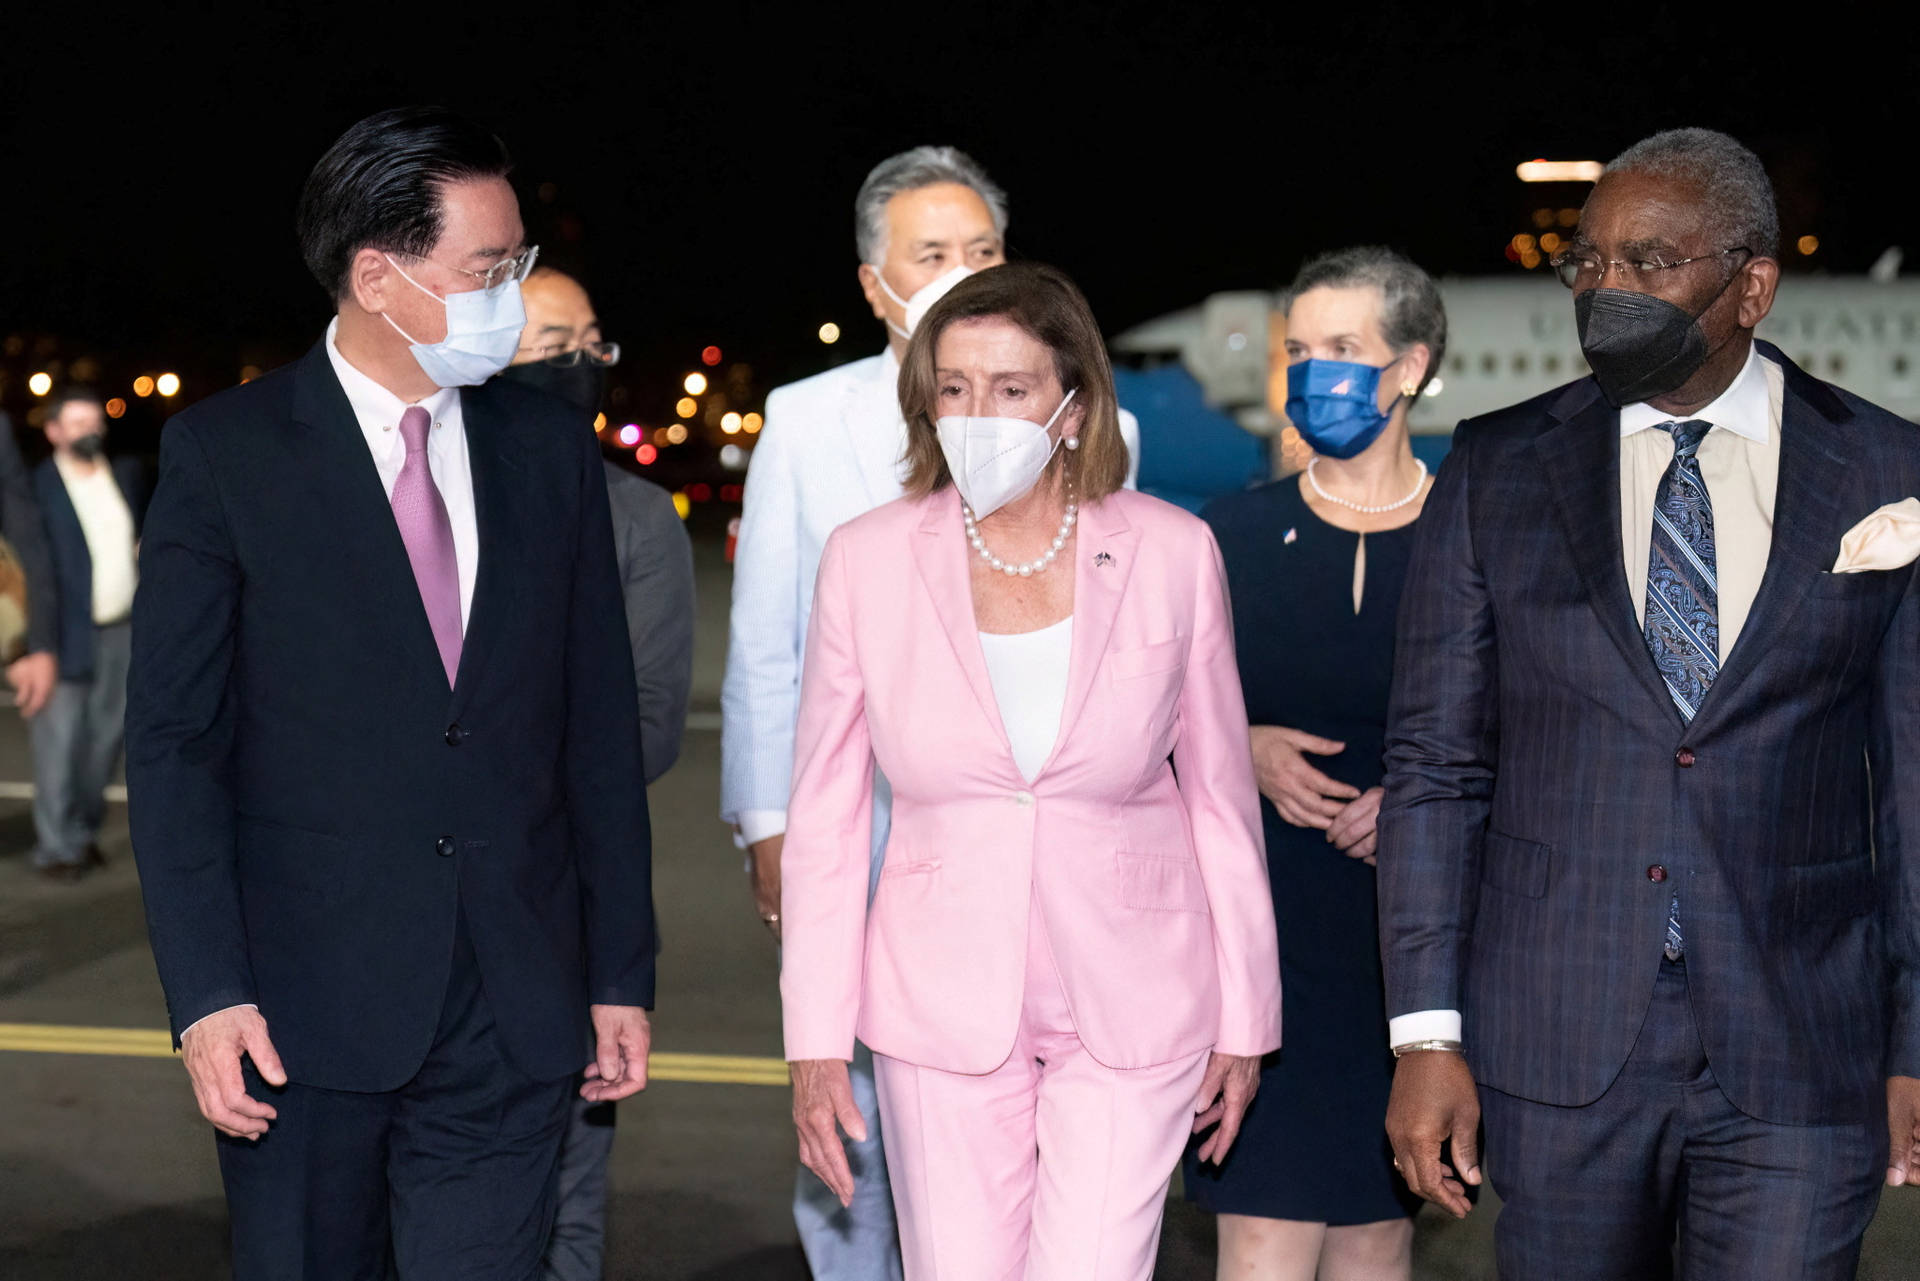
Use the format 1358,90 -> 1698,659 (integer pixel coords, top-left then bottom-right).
180,1001 -> 653,1138
1250,725 -> 1380,863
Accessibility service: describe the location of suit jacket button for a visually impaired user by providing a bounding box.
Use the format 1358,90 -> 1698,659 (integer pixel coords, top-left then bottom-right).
436,836 -> 456,858
1675,747 -> 1696,768
445,723 -> 465,746
1013,791 -> 1035,807
1648,864 -> 1668,883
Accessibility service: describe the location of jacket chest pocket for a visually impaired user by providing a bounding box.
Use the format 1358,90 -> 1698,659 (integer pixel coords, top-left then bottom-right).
1105,637 -> 1187,750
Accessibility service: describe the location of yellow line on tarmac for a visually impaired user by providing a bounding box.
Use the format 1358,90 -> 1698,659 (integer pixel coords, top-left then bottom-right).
0,1023 -> 790,1086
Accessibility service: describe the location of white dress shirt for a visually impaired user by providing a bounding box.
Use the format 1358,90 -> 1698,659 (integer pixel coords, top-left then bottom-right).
324,318 -> 479,630
978,617 -> 1074,783
54,456 -> 138,623
1389,346 -> 1784,1051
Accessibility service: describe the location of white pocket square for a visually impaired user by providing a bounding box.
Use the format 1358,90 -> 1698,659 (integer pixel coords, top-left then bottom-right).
1832,497 -> 1920,573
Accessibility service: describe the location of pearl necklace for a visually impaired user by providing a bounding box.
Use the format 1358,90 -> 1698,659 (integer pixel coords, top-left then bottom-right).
964,492 -> 1077,577
1305,457 -> 1428,514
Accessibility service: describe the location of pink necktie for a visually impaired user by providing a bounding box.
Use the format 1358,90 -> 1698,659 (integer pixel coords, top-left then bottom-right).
391,406 -> 462,685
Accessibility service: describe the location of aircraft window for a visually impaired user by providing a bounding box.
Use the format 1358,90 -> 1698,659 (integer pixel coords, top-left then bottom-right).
1481,353 -> 1498,375
1513,354 -> 1530,374
1544,354 -> 1562,374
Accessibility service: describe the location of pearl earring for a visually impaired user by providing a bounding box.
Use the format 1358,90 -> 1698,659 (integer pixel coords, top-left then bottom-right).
1064,436 -> 1080,451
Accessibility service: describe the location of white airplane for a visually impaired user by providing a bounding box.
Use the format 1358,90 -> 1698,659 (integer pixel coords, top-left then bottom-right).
1113,252 -> 1920,439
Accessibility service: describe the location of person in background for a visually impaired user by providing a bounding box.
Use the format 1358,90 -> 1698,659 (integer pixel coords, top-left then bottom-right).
1,409 -> 61,728
783,263 -> 1278,1279
1182,248 -> 1442,1280
28,387 -> 145,882
721,143 -> 1007,1280
1380,127 -> 1920,1279
504,264 -> 694,1281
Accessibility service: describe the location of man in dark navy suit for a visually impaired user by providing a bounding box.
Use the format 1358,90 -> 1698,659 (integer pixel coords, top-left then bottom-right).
127,106 -> 655,1280
1377,128 -> 1920,1279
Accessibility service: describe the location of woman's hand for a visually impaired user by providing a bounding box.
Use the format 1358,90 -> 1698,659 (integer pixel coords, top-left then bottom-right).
1249,725 -> 1360,829
791,1058 -> 867,1207
1191,1051 -> 1262,1164
1327,786 -> 1384,865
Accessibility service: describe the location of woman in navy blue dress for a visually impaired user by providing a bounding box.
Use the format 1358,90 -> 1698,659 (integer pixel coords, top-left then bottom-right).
1184,247 -> 1448,1281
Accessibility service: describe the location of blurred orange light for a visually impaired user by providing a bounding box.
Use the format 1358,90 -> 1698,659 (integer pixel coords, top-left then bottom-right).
666,423 -> 689,444
635,444 -> 658,465
133,376 -> 155,398
1797,234 -> 1820,255
676,396 -> 698,419
818,322 -> 841,345
671,491 -> 691,520
701,346 -> 722,366
27,372 -> 52,397
1539,232 -> 1562,253
743,412 -> 763,434
105,398 -> 127,419
594,412 -> 608,432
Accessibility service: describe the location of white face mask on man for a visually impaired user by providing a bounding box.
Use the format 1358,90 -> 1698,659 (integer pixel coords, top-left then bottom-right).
936,388 -> 1077,519
875,264 -> 975,342
381,254 -> 528,387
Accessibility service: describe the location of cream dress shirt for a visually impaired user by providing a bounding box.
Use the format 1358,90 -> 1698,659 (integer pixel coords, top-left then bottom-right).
1389,345 -> 1784,1051
54,456 -> 138,623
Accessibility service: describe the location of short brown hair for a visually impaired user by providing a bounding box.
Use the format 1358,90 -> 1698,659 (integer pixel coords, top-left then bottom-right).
898,263 -> 1129,502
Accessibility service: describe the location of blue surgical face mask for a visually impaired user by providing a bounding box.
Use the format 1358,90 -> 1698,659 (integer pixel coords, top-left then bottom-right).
1284,355 -> 1408,459
382,255 -> 527,387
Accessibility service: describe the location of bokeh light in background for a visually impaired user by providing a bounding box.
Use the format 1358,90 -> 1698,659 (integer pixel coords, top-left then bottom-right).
720,412 -> 741,434
671,492 -> 691,520
156,373 -> 181,397
742,412 -> 763,434
617,424 -> 641,446
133,376 -> 155,398
700,346 -> 722,366
634,443 -> 658,465
665,423 -> 689,444
675,397 -> 698,418
594,412 -> 608,432
818,322 -> 840,345
682,372 -> 708,395
719,444 -> 746,469
28,372 -> 51,396
105,398 -> 127,418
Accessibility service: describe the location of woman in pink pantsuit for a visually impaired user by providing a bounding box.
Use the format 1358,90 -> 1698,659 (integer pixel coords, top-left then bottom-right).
780,263 -> 1282,1280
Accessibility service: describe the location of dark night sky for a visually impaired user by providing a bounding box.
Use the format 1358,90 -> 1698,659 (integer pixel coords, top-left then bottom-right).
0,3 -> 1906,436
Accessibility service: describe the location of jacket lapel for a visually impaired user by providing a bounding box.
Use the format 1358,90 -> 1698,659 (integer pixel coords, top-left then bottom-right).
842,356 -> 907,506
290,342 -> 449,692
909,489 -> 1011,750
1535,380 -> 1681,724
1040,497 -> 1139,775
1685,347 -> 1853,738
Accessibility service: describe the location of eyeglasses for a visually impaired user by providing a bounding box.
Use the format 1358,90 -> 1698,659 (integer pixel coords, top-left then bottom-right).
1549,245 -> 1749,290
414,244 -> 541,294
535,340 -> 621,368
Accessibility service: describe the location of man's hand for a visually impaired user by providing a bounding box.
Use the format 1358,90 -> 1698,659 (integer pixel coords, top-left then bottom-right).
180,1005 -> 287,1140
1386,1049 -> 1482,1218
6,651 -> 57,719
791,1057 -> 865,1208
1327,787 -> 1385,865
1887,1076 -> 1920,1185
1191,1052 -> 1262,1164
582,1004 -> 652,1102
749,834 -> 784,941
1249,726 -> 1360,830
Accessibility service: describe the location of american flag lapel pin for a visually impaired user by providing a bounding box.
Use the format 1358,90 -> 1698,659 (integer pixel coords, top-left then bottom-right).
1093,551 -> 1114,568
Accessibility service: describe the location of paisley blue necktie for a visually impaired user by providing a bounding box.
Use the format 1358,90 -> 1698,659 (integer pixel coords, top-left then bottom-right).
1643,419 -> 1715,961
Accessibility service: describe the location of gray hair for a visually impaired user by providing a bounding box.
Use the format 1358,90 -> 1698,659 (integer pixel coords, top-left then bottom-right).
1281,246 -> 1448,392
1604,128 -> 1779,258
854,145 -> 1009,265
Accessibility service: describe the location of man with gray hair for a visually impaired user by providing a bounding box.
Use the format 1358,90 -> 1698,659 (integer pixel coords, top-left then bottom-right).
722,145 -> 1137,1276
1378,126 -> 1920,1278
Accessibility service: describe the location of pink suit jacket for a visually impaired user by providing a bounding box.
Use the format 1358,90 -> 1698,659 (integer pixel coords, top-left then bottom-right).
781,485 -> 1282,1075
